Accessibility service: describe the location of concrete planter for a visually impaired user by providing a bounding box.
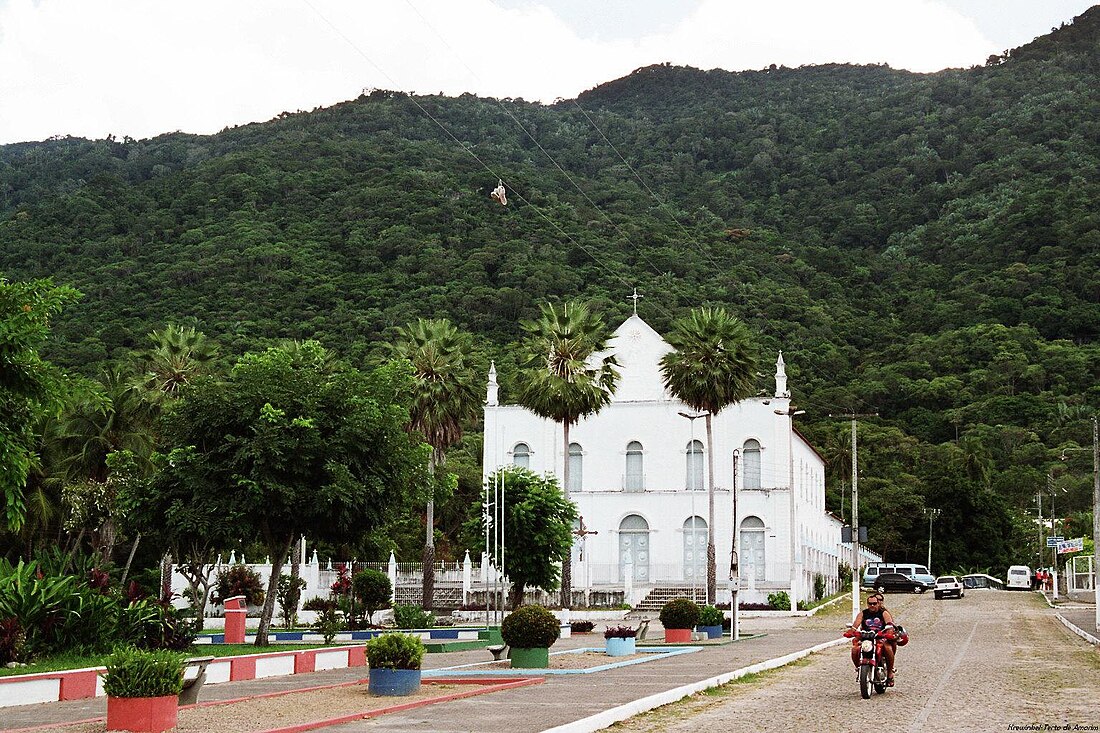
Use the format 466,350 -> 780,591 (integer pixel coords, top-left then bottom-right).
698,625 -> 723,639
367,668 -> 422,696
664,628 -> 692,643
106,695 -> 178,733
605,637 -> 636,656
509,647 -> 550,668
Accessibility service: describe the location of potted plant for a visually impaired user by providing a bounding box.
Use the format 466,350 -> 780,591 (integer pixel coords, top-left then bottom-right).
104,646 -> 186,733
500,605 -> 560,668
697,605 -> 724,639
603,625 -> 637,656
570,620 -> 595,634
659,598 -> 700,643
366,633 -> 426,696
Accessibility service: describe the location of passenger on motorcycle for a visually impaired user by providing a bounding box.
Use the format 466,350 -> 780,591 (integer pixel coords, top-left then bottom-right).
850,592 -> 896,686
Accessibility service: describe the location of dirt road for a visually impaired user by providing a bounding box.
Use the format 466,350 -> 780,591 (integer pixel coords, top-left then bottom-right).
610,591 -> 1100,732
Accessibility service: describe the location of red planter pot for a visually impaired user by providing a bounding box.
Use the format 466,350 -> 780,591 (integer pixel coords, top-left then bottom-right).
106,695 -> 178,733
664,628 -> 692,643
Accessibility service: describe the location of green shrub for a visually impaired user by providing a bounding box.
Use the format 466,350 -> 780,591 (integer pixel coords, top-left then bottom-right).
103,646 -> 186,698
813,573 -> 826,601
501,605 -> 560,649
767,591 -> 791,611
659,598 -> 700,630
392,604 -> 434,629
277,574 -> 307,629
697,605 -> 724,627
366,633 -> 425,671
213,565 -> 266,606
352,570 -> 392,622
303,597 -> 343,643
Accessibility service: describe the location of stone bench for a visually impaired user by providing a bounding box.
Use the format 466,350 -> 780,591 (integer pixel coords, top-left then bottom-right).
179,656 -> 215,706
487,644 -> 509,661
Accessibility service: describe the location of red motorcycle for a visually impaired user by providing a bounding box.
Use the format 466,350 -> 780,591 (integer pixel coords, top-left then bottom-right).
843,626 -> 896,698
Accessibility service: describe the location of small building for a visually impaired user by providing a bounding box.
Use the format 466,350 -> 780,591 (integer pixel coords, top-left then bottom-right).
482,314 -> 864,608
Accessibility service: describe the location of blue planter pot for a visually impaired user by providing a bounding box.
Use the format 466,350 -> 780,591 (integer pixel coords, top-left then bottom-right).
698,625 -> 723,639
605,636 -> 636,656
368,668 -> 421,696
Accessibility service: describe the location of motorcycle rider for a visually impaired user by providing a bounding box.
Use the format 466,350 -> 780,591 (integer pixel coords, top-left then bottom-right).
850,592 -> 897,687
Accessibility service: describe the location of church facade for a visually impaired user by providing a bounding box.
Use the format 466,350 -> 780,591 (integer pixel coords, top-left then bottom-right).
482,314 -> 863,607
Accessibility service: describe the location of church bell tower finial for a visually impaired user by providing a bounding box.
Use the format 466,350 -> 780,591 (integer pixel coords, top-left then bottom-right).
775,351 -> 790,398
487,361 -> 499,406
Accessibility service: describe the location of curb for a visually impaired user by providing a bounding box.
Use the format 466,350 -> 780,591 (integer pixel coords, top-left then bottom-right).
1055,613 -> 1100,646
540,637 -> 848,733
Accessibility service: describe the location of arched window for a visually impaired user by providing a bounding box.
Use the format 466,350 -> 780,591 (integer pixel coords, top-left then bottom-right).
512,442 -> 530,469
743,439 -> 762,489
619,514 -> 650,581
625,441 -> 644,492
686,439 -> 704,491
739,515 -> 766,581
568,443 -> 583,493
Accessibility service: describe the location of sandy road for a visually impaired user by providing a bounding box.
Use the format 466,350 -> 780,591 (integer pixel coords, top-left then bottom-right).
610,591 -> 1100,733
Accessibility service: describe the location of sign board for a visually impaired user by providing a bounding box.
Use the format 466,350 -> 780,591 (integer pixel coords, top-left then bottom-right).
1045,536 -> 1064,547
1057,537 -> 1084,554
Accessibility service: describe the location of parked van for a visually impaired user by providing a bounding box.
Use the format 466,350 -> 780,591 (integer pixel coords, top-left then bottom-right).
1006,565 -> 1032,590
862,563 -> 936,588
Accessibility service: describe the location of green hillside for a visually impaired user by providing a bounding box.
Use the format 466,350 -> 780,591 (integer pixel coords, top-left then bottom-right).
2,7 -> 1098,571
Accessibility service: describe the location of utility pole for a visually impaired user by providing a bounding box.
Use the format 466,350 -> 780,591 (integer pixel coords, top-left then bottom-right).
831,412 -> 877,620
731,449 -> 740,641
1092,416 -> 1099,634
923,508 -> 941,570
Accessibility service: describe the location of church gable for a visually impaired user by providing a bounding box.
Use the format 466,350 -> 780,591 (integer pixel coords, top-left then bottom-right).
601,315 -> 672,403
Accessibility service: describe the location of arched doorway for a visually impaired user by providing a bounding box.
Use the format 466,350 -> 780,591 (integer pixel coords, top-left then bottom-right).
740,516 -> 766,581
618,514 -> 650,582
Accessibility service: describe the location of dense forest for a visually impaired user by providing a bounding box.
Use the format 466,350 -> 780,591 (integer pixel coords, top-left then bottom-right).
2,8 -> 1098,575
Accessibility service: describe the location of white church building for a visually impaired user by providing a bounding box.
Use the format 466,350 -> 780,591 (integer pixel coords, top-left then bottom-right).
482,314 -> 867,609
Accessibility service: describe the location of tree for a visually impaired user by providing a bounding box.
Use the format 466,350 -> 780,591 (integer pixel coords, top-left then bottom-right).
660,307 -> 758,603
391,318 -> 481,611
132,324 -> 219,405
483,466 -> 577,608
151,341 -> 429,644
515,302 -> 618,608
0,279 -> 79,533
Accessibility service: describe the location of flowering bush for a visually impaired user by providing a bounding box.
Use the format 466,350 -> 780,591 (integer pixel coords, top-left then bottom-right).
570,620 -> 595,633
213,564 -> 265,606
603,625 -> 637,639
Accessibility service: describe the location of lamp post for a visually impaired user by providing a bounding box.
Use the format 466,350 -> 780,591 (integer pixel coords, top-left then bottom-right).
679,411 -> 708,603
923,508 -> 940,570
776,406 -> 806,608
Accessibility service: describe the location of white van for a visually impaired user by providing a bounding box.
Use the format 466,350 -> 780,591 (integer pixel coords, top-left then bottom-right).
1006,565 -> 1032,590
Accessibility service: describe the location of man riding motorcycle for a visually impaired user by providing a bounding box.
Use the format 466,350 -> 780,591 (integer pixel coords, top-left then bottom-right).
850,592 -> 897,687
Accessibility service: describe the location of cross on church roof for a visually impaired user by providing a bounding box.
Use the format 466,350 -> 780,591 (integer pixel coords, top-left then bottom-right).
629,288 -> 642,315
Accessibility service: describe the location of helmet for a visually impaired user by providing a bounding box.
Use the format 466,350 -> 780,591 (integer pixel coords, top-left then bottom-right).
895,624 -> 909,646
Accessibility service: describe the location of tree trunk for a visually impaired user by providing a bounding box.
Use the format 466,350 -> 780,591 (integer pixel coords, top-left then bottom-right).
120,532 -> 141,586
255,535 -> 295,646
288,544 -> 301,630
422,450 -> 438,611
560,421 -> 572,610
705,414 -> 717,605
509,581 -> 525,610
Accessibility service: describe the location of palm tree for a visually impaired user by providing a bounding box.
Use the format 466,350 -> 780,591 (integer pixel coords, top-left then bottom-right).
133,324 -> 219,404
516,301 -> 619,609
392,319 -> 481,611
660,307 -> 757,604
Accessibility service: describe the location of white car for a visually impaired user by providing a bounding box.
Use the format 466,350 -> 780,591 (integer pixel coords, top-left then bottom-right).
934,575 -> 965,600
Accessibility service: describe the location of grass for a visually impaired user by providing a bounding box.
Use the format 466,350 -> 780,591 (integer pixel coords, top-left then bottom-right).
0,642 -> 341,678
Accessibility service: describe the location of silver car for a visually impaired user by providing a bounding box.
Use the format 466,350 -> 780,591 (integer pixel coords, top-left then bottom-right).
934,575 -> 965,600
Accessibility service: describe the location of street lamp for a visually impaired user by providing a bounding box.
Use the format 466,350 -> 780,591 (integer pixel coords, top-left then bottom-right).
923,508 -> 940,570
776,406 -> 806,608
679,411 -> 708,603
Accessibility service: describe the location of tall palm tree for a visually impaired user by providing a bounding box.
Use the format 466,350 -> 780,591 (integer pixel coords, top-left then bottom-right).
516,301 -> 619,609
660,307 -> 757,604
392,319 -> 481,611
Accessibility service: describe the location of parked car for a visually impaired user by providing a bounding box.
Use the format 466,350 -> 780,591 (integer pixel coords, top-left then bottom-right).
862,563 -> 936,588
934,575 -> 965,599
872,572 -> 931,593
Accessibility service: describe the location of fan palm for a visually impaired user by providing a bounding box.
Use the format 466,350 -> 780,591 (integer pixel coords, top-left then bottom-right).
392,319 -> 481,611
660,307 -> 757,603
133,324 -> 218,404
516,301 -> 619,608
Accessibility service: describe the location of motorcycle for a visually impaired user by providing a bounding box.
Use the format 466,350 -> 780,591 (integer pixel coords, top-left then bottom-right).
843,625 -> 896,698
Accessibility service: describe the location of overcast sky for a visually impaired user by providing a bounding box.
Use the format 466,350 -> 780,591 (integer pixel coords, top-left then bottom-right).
0,0 -> 1093,145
